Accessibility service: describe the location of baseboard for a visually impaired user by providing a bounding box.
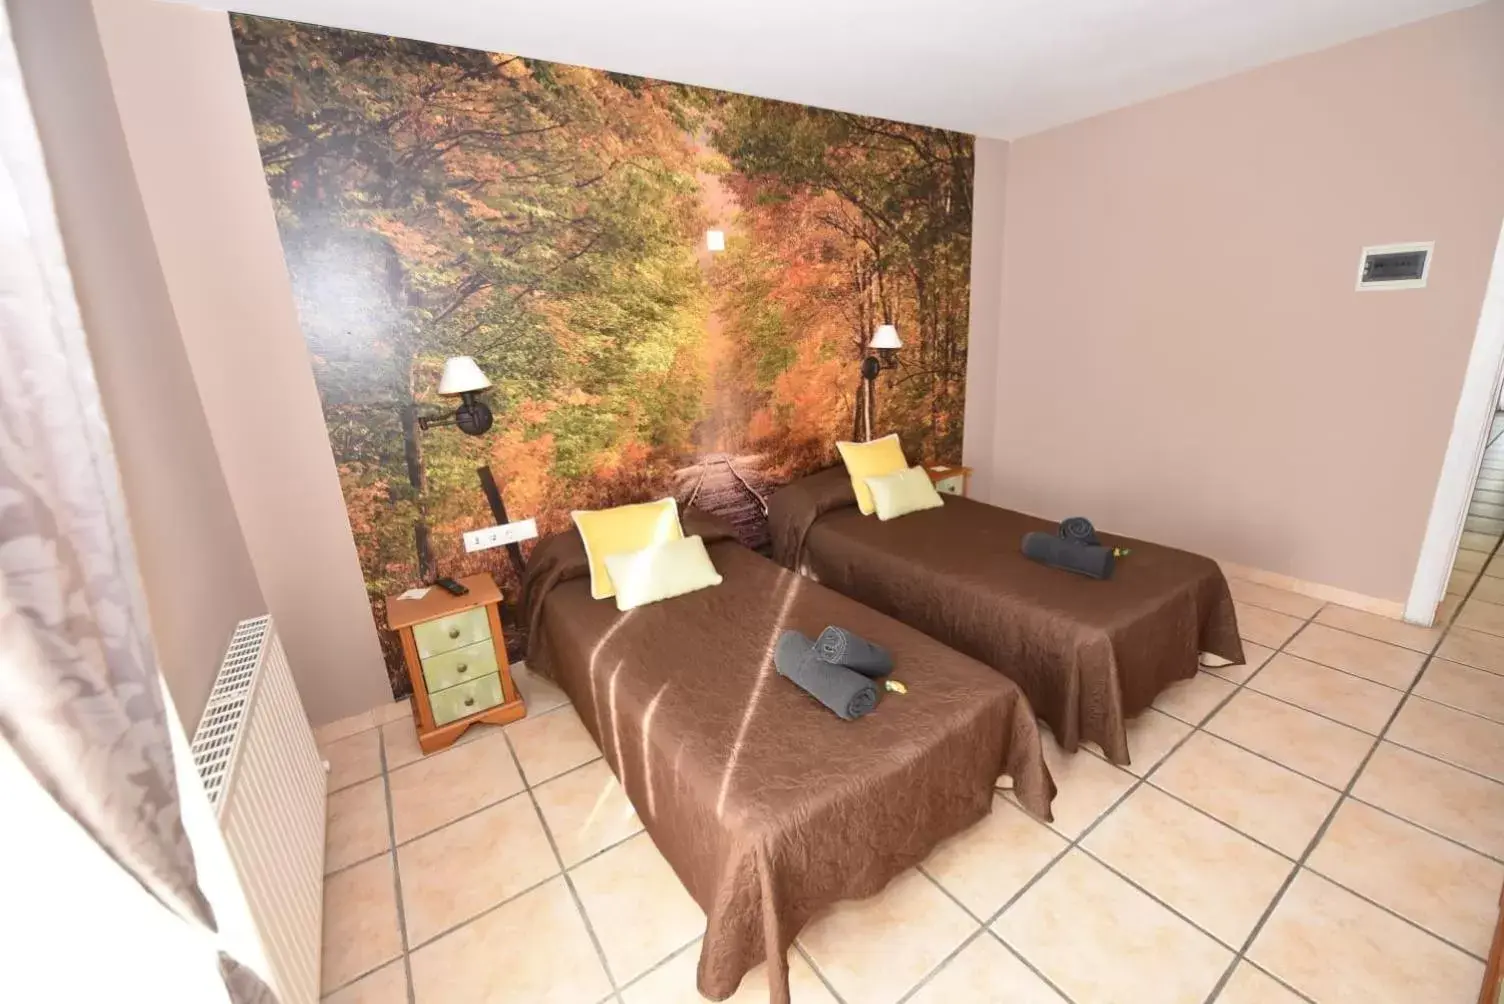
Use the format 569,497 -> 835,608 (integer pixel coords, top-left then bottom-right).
1219,561 -> 1407,621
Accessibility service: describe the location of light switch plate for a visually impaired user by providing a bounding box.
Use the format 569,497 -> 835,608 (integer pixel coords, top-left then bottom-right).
463,518 -> 538,553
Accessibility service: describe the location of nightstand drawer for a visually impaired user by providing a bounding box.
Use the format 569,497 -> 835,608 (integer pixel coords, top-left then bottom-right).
413,607 -> 490,659
430,672 -> 503,726
421,639 -> 498,693
933,475 -> 965,496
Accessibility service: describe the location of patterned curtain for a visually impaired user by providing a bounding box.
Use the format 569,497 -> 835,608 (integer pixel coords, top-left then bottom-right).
0,7 -> 272,1001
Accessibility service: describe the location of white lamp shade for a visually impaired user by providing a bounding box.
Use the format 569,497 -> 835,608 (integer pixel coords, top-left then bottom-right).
706,229 -> 726,252
869,324 -> 902,350
437,356 -> 491,396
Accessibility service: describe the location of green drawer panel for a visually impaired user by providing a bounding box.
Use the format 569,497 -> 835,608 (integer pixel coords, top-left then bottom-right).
421,638 -> 498,693
430,672 -> 503,726
933,475 -> 965,496
413,607 -> 490,659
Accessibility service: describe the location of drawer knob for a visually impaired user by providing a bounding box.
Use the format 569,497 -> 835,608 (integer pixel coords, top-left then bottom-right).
457,663 -> 468,673
447,627 -> 460,640
463,696 -> 475,707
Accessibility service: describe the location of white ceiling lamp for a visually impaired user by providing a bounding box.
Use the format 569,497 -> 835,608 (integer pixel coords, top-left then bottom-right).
706,229 -> 725,252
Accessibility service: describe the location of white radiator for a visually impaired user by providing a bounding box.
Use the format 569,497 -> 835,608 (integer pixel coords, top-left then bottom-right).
191,616 -> 326,1004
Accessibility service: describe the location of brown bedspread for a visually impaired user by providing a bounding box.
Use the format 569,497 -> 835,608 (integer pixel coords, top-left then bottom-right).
768,467 -> 1244,765
523,509 -> 1054,1003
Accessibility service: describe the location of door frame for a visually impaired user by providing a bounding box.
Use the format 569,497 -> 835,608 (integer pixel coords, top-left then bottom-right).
1406,218 -> 1504,624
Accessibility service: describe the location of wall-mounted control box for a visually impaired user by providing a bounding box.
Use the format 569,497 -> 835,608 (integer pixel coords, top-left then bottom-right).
1357,241 -> 1433,291
463,518 -> 538,553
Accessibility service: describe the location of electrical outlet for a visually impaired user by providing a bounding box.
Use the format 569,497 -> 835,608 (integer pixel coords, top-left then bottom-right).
462,518 -> 538,553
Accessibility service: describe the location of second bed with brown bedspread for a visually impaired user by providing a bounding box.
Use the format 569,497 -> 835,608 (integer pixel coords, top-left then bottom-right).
523,510 -> 1054,1004
768,466 -> 1244,765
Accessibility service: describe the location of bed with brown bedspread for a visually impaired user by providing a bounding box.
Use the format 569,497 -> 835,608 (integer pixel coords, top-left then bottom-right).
768,466 -> 1244,765
523,509 -> 1055,1004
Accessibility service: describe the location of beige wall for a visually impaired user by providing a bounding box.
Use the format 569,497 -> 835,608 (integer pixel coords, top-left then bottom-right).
962,137 -> 1008,502
975,2 -> 1504,603
90,0 -> 393,725
11,0 -> 265,728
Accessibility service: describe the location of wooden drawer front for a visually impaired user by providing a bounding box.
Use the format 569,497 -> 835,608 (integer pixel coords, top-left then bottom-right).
429,672 -> 503,726
933,475 -> 965,496
413,607 -> 490,659
421,639 -> 498,694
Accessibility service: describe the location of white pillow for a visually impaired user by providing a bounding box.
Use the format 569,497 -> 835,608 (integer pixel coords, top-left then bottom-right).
602,535 -> 724,611
865,465 -> 945,521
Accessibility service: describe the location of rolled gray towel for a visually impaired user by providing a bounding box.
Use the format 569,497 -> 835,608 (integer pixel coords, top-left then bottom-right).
1022,531 -> 1116,580
775,631 -> 879,720
813,626 -> 893,678
1058,516 -> 1100,546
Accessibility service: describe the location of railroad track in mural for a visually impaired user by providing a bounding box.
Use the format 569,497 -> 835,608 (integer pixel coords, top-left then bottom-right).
676,452 -> 774,552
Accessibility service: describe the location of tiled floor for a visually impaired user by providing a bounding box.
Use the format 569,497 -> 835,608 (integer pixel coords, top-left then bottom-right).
316,444 -> 1504,1002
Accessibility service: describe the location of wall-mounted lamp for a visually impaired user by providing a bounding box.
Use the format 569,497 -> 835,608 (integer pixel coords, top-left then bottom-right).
418,356 -> 494,436
706,229 -> 726,253
860,324 -> 902,380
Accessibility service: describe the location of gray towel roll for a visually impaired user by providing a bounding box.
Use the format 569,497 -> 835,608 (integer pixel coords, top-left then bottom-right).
775,631 -> 879,720
1022,531 -> 1116,580
813,626 -> 893,678
1058,516 -> 1100,546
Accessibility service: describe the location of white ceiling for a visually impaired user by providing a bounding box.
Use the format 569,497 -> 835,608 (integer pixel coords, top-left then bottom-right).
182,0 -> 1482,137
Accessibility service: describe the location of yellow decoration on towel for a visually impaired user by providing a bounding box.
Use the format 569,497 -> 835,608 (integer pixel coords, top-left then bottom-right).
571,497 -> 684,600
884,679 -> 908,694
836,433 -> 908,515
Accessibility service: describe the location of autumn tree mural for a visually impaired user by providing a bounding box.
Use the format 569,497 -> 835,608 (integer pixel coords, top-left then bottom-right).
233,17 -> 974,696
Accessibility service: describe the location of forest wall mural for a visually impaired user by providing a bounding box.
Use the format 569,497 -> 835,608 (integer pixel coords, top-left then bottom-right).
232,16 -> 975,697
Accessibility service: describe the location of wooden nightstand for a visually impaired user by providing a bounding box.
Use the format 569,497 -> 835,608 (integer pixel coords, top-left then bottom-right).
385,573 -> 526,753
924,464 -> 972,498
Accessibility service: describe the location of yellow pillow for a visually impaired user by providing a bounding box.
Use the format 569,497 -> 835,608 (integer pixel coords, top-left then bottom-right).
571,497 -> 683,600
603,535 -> 723,611
866,466 -> 945,521
836,434 -> 908,515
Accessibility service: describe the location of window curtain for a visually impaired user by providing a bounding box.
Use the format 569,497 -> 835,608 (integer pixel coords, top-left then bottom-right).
0,6 -> 272,1001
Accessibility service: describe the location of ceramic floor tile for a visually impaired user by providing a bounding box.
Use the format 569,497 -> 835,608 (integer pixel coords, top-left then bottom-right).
322,855 -> 403,995
1414,658 -> 1504,724
1248,871 -> 1483,1004
408,876 -> 612,1004
923,795 -> 1069,918
380,717 -> 425,771
322,960 -> 408,1004
1468,515 -> 1504,535
398,792 -> 560,946
1234,602 -> 1304,649
511,661 -> 571,716
373,699 -> 414,726
507,705 -> 602,785
1458,598 -> 1504,638
316,711 -> 377,747
1472,502 -> 1504,520
1352,741 -> 1504,859
1213,962 -> 1304,1004
388,730 -> 525,843
1226,579 -> 1324,618
620,938 -> 837,1004
906,935 -> 1067,1004
325,776 -> 392,874
1489,553 -> 1504,579
1387,696 -> 1504,783
1471,574 -> 1504,606
1028,739 -> 1135,838
323,728 -> 383,793
1117,708 -> 1194,776
1313,604 -> 1442,653
1434,626 -> 1504,676
1203,642 -> 1275,684
798,868 -> 976,1004
570,831 -> 704,984
1150,731 -> 1340,858
1205,689 -> 1373,789
995,850 -> 1231,1004
1306,799 -> 1502,956
533,758 -> 643,867
1455,549 -> 1489,574
1448,568 -> 1479,596
1459,530 -> 1500,552
1083,785 -> 1293,947
1151,672 -> 1238,726
1246,653 -> 1403,734
1282,623 -> 1426,689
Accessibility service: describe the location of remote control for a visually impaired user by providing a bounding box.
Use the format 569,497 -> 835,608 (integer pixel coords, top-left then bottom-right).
435,577 -> 469,596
